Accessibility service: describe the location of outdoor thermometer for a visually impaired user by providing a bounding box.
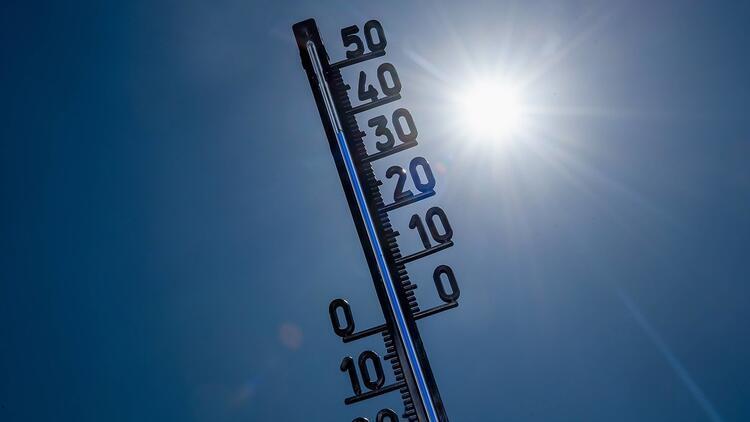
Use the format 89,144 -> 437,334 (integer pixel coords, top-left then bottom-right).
293,18 -> 461,422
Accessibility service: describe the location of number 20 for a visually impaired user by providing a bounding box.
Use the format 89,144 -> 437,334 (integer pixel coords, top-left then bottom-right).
386,156 -> 435,202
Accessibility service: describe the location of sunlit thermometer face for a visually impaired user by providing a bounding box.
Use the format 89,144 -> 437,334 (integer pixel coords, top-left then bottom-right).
293,19 -> 462,422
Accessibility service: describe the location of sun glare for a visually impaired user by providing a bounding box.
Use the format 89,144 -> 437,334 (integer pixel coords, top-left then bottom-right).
456,79 -> 526,140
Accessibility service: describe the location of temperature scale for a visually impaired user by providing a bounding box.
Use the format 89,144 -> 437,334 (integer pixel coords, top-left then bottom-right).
293,18 -> 462,422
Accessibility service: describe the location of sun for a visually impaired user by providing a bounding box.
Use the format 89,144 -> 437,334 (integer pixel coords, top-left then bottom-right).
456,78 -> 526,140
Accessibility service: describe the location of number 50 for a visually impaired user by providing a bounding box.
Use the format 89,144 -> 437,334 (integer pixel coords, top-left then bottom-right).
341,20 -> 387,58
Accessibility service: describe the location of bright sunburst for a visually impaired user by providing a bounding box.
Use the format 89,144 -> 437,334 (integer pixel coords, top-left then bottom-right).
456,78 -> 526,141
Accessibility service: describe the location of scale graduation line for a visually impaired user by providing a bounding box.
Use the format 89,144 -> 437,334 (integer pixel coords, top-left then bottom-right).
306,40 -> 440,422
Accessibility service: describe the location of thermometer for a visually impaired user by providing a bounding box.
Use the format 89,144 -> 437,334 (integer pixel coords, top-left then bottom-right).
293,19 -> 461,422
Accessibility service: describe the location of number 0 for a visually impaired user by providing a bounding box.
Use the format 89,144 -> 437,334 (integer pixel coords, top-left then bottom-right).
433,265 -> 460,302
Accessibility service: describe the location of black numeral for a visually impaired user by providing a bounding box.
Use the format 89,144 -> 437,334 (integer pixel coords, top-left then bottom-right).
393,108 -> 417,143
409,156 -> 435,192
358,70 -> 379,101
376,409 -> 398,422
340,351 -> 385,395
377,63 -> 401,96
368,108 -> 417,152
341,20 -> 387,59
386,166 -> 412,201
368,115 -> 394,151
341,356 -> 362,395
359,350 -> 385,390
386,157 -> 435,202
409,206 -> 453,248
341,26 -> 364,59
364,20 -> 387,51
352,409 -> 397,422
357,63 -> 401,102
433,265 -> 460,302
329,298 -> 355,337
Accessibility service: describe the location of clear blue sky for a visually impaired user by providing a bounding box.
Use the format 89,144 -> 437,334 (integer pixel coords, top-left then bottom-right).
2,1 -> 749,421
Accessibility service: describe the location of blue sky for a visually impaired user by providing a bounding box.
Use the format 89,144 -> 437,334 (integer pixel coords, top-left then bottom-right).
1,0 -> 749,421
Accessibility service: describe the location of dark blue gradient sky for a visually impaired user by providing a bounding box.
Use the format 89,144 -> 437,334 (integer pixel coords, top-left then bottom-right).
2,1 -> 749,421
